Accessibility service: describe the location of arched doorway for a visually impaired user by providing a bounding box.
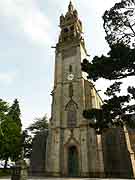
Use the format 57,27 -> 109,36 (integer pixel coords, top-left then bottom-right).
68,146 -> 79,177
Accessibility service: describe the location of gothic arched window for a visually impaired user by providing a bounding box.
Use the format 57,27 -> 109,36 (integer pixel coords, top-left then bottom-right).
64,27 -> 69,33
69,83 -> 73,98
69,65 -> 72,73
66,100 -> 77,127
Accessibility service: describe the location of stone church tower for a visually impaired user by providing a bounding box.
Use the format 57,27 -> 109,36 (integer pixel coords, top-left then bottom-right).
30,1 -> 135,178
45,1 -> 104,177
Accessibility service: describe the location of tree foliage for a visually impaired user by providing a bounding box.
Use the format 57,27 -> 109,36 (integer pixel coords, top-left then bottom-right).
82,44 -> 135,81
0,99 -> 22,168
27,114 -> 48,136
22,130 -> 33,159
81,0 -> 135,133
23,114 -> 49,158
103,0 -> 135,47
8,99 -> 22,129
0,99 -> 8,120
0,117 -> 22,166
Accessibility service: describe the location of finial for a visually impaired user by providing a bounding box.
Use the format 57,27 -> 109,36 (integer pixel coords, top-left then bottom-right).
68,1 -> 74,12
60,13 -> 64,25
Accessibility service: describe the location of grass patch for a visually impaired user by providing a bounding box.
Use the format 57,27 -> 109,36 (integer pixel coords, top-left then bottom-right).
0,168 -> 11,177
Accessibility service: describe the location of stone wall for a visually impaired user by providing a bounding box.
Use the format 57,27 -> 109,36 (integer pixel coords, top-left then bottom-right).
102,128 -> 133,178
29,130 -> 48,176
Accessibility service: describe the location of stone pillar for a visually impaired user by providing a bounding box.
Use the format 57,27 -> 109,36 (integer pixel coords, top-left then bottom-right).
96,134 -> 105,177
80,127 -> 89,176
124,126 -> 135,178
46,128 -> 61,176
11,160 -> 28,180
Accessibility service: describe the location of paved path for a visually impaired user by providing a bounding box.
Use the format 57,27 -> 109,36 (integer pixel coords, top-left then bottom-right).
0,178 -> 134,180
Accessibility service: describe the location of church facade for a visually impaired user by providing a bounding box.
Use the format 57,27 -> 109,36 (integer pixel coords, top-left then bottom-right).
45,1 -> 104,177
30,1 -> 135,178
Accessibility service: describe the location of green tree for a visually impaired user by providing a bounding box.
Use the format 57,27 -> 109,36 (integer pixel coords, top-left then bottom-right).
23,114 -> 49,158
103,0 -> 135,47
0,99 -> 22,168
8,99 -> 22,129
81,0 -> 135,133
22,130 -> 33,159
8,99 -> 22,160
0,117 -> 21,168
27,114 -> 48,135
0,99 -> 8,136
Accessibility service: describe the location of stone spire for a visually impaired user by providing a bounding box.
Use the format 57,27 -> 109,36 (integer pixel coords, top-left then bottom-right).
57,1 -> 84,48
59,1 -> 79,28
68,1 -> 74,12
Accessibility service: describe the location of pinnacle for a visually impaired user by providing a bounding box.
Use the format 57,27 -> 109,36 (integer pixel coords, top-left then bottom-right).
69,0 -> 73,5
68,0 -> 74,12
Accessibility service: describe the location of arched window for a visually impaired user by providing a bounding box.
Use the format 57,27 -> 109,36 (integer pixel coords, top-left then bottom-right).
106,132 -> 116,146
69,65 -> 72,73
68,146 -> 79,176
69,83 -> 73,98
66,100 -> 77,127
64,27 -> 69,33
67,106 -> 76,127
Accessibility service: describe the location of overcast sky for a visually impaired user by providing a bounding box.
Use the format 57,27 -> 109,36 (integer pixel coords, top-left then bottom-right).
0,0 -> 126,128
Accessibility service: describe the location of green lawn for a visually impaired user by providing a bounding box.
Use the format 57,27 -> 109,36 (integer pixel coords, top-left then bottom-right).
0,169 -> 11,177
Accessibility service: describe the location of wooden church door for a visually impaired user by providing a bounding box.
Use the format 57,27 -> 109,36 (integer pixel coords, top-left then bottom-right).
68,146 -> 79,177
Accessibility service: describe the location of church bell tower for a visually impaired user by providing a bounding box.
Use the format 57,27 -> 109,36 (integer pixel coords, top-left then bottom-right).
45,1 -> 104,177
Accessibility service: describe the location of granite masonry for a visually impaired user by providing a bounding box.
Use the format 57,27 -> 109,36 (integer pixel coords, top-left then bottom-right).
30,1 -> 135,178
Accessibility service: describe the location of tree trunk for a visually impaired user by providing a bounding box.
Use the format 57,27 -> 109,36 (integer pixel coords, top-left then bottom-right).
4,157 -> 8,169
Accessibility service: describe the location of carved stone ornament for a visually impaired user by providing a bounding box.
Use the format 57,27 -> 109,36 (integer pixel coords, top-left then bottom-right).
67,73 -> 74,81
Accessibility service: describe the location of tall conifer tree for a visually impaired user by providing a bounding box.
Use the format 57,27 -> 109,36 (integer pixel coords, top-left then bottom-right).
0,99 -> 22,168
82,0 -> 135,133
